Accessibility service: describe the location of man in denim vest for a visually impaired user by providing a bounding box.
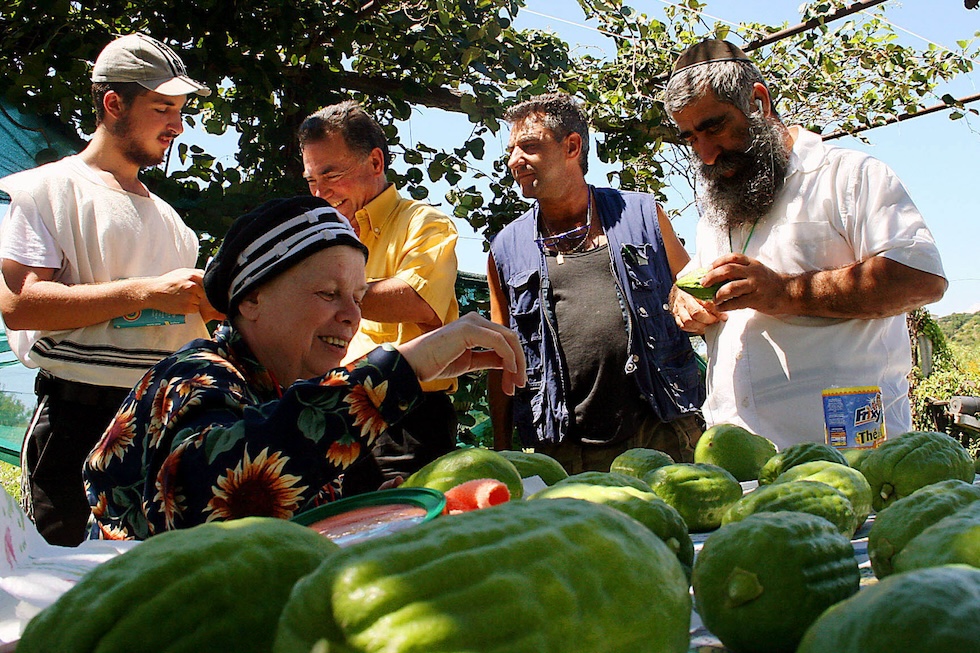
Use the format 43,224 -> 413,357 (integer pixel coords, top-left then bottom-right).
487,93 -> 704,473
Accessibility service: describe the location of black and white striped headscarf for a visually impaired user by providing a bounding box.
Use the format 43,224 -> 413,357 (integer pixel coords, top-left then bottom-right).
204,196 -> 367,315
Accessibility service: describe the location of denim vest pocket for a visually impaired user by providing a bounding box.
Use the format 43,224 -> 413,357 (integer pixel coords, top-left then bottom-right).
621,243 -> 664,295
506,268 -> 543,376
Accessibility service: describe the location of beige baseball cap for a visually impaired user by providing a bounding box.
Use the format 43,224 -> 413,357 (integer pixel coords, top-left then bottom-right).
92,33 -> 210,97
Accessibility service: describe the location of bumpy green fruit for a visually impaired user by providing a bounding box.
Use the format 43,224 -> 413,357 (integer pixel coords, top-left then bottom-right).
552,470 -> 652,492
18,517 -> 338,653
676,267 -> 724,301
858,431 -> 974,511
529,483 -> 695,574
840,447 -> 875,469
498,449 -> 568,486
402,447 -> 524,499
646,463 -> 743,532
693,511 -> 860,653
694,423 -> 777,482
868,478 -> 980,578
757,442 -> 848,485
275,499 -> 693,653
610,447 -> 675,480
772,460 -> 873,535
722,479 -> 857,537
893,500 -> 980,573
797,566 -> 980,653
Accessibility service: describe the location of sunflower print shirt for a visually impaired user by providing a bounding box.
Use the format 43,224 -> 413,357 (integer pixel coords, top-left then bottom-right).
83,323 -> 422,540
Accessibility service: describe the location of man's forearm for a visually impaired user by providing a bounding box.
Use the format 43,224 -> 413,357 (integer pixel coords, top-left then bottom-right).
0,265 -> 208,331
783,257 -> 947,319
1,277 -> 161,331
359,278 -> 440,328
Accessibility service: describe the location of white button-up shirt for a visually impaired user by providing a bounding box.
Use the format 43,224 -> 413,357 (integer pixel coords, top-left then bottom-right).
687,127 -> 945,450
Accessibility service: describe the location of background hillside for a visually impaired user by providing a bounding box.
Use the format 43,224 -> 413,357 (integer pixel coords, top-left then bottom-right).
937,312 -> 980,368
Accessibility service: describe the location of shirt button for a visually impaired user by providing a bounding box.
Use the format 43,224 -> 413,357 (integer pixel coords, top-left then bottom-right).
662,303 -> 669,310
638,307 -> 648,317
374,228 -> 381,234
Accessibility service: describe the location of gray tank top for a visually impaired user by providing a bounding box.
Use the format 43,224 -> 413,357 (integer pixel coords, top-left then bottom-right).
546,245 -> 652,445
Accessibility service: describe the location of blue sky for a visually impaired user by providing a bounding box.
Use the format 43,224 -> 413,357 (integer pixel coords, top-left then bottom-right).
415,0 -> 980,317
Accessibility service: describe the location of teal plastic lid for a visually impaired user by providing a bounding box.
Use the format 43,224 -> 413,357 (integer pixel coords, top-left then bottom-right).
291,487 -> 445,546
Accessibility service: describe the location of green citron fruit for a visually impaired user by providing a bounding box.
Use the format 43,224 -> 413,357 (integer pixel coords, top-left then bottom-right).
498,449 -> 568,486
797,565 -> 980,653
694,423 -> 777,482
402,447 -> 524,499
857,431 -> 975,511
551,470 -> 653,492
18,517 -> 338,653
893,500 -> 980,574
645,463 -> 743,533
274,498 -> 693,653
693,511 -> 860,653
610,447 -> 675,480
840,446 -> 876,469
529,483 -> 695,575
771,460 -> 873,535
757,441 -> 848,485
676,267 -> 724,301
722,479 -> 857,537
868,478 -> 980,578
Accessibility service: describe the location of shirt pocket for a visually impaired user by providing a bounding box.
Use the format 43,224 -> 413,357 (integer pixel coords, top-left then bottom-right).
760,222 -> 853,273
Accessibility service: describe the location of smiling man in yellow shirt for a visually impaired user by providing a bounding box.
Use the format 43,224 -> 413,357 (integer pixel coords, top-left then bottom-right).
299,101 -> 459,486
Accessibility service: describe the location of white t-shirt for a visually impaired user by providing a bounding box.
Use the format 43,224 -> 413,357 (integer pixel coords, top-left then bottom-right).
685,128 -> 946,450
0,156 -> 209,388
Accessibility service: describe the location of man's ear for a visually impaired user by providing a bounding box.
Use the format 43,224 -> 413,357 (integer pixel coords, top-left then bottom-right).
565,132 -> 583,162
369,147 -> 387,176
103,91 -> 126,122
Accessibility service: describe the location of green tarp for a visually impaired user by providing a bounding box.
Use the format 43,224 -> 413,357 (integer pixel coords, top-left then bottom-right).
0,100 -> 83,203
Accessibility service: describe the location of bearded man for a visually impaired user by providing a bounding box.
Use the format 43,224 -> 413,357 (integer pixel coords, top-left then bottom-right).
0,33 -> 220,545
665,39 -> 947,449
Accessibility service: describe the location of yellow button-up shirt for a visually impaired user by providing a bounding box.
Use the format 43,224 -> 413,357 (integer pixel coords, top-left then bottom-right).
343,184 -> 459,392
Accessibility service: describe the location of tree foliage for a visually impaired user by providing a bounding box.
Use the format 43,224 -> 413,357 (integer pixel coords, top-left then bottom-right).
2,0 -> 977,251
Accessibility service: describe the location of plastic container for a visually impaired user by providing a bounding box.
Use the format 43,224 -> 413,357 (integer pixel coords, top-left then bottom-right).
822,386 -> 886,449
291,487 -> 445,547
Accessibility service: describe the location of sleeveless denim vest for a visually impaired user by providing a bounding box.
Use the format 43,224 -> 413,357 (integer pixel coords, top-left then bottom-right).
490,188 -> 704,446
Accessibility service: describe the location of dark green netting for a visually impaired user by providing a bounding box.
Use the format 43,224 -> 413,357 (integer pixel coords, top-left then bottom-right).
0,100 -> 83,203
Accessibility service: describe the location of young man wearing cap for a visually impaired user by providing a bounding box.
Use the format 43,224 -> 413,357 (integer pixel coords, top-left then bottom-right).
487,93 -> 704,473
664,39 -> 947,449
83,196 -> 525,540
0,33 -> 219,545
298,102 -> 460,487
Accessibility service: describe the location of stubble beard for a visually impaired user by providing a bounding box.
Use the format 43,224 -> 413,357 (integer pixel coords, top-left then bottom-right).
696,112 -> 790,231
109,111 -> 168,169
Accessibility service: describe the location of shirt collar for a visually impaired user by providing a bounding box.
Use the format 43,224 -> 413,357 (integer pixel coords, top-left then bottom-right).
786,125 -> 828,177
353,183 -> 399,239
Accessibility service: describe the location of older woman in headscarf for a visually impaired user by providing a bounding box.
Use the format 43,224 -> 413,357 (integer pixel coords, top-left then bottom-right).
83,196 -> 525,540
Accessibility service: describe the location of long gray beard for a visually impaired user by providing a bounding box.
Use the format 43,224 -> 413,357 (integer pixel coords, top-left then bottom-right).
696,113 -> 790,231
